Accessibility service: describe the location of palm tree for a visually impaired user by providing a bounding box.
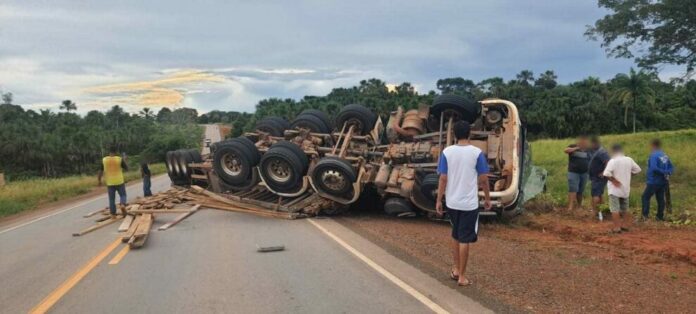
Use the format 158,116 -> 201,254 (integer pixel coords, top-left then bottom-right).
516,70 -> 535,85
611,68 -> 655,133
139,107 -> 155,120
59,100 -> 77,112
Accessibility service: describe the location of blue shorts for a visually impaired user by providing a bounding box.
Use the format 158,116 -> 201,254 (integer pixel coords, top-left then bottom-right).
447,208 -> 479,243
590,178 -> 607,197
567,172 -> 588,194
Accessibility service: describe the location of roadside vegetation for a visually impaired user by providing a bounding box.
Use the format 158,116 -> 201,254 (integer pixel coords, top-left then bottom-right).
0,97 -> 201,179
0,164 -> 165,217
530,129 -> 696,225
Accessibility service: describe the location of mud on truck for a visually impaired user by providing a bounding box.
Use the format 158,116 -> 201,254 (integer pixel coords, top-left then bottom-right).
164,95 -> 545,219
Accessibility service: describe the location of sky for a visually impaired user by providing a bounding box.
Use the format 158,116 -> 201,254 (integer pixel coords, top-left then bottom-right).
0,0 -> 645,114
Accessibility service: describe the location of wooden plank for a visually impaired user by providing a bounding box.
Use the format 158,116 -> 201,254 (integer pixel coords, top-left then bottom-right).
129,214 -> 153,248
117,215 -> 135,232
129,209 -> 195,214
72,216 -> 122,236
83,208 -> 107,218
158,205 -> 200,231
200,202 -> 296,219
122,215 -> 143,242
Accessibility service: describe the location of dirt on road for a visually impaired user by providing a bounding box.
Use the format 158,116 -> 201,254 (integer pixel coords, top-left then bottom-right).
337,207 -> 696,313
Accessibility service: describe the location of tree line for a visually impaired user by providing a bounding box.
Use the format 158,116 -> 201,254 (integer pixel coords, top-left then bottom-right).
199,71 -> 696,139
0,94 -> 202,179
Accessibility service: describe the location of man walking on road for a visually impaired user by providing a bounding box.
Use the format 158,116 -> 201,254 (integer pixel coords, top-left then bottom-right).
436,121 -> 491,287
588,136 -> 610,219
602,144 -> 641,233
564,135 -> 591,211
641,139 -> 673,221
98,145 -> 129,217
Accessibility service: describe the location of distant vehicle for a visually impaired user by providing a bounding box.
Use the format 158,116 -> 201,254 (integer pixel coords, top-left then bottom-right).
166,95 -> 545,218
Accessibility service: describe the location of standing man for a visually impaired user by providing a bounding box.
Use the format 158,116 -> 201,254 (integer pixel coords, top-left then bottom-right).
436,121 -> 491,287
641,139 -> 673,221
588,136 -> 610,219
564,136 -> 591,211
141,159 -> 153,197
98,145 -> 129,217
603,144 -> 641,233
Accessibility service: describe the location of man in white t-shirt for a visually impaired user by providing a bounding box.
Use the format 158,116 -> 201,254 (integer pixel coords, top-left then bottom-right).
602,144 -> 641,233
436,121 -> 491,287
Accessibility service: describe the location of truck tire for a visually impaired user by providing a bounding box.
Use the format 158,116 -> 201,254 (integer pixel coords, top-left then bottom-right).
290,112 -> 332,134
228,136 -> 260,165
165,151 -> 178,181
256,116 -> 290,136
336,104 -> 377,135
384,198 -> 417,217
259,141 -> 308,193
430,94 -> 481,124
420,173 -> 439,202
213,141 -> 256,186
175,150 -> 191,180
311,157 -> 357,196
298,109 -> 333,131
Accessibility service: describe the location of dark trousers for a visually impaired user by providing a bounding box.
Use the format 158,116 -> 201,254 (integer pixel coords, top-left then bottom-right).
642,183 -> 666,219
107,184 -> 127,215
143,175 -> 152,197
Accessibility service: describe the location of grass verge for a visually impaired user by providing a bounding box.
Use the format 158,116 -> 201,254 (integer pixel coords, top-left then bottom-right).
0,163 -> 166,218
530,129 -> 696,224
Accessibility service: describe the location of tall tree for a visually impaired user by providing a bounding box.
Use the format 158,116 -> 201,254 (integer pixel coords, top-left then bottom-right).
59,100 -> 77,112
2,92 -> 13,105
610,68 -> 656,132
516,70 -> 535,85
139,107 -> 155,120
586,0 -> 696,79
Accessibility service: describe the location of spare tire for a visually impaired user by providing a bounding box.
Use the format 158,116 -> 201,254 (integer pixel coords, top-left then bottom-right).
259,141 -> 308,193
335,104 -> 377,135
420,173 -> 439,202
213,141 -> 257,186
384,198 -> 417,217
290,112 -> 332,134
255,116 -> 290,136
430,94 -> 481,124
311,157 -> 357,196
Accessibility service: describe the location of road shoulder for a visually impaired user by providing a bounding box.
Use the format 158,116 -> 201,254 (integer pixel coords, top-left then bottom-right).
310,217 -> 493,314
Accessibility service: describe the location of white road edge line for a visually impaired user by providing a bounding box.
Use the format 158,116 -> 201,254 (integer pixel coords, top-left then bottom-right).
0,176 -> 164,235
307,219 -> 449,314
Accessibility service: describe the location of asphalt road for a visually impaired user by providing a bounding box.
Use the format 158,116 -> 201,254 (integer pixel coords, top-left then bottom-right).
201,124 -> 222,155
0,177 -> 490,314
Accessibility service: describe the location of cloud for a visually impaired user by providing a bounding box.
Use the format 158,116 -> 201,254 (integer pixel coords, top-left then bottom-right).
0,0 -> 641,114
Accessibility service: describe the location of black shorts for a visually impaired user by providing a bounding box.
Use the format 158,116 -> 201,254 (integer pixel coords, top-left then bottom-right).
447,208 -> 480,243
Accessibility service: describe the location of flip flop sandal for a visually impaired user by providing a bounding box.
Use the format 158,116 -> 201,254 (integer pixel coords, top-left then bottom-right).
450,271 -> 459,281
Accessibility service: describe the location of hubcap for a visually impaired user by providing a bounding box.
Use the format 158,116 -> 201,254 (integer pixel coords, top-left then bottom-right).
321,169 -> 347,192
266,158 -> 292,183
222,153 -> 243,176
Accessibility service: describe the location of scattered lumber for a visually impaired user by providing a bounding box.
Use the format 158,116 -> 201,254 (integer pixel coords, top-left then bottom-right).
122,215 -> 143,242
83,208 -> 107,218
158,205 -> 200,231
118,215 -> 135,232
73,216 -> 123,236
128,214 -> 153,249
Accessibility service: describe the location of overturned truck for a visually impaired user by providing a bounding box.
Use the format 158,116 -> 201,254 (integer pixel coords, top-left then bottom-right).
165,95 -> 544,218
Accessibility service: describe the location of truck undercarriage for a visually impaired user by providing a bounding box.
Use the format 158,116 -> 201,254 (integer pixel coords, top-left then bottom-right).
166,95 -> 541,218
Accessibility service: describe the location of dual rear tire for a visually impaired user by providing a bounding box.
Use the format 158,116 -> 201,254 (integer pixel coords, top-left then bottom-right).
213,137 -> 261,189
259,141 -> 309,194
166,149 -> 203,185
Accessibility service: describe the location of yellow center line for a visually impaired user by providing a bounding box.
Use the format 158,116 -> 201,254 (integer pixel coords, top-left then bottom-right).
108,245 -> 130,265
29,238 -> 122,314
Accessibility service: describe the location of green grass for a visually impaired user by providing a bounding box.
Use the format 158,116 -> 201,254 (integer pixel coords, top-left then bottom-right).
0,163 -> 165,217
530,129 -> 696,222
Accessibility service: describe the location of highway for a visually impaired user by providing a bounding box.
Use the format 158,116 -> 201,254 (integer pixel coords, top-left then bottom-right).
0,145 -> 490,314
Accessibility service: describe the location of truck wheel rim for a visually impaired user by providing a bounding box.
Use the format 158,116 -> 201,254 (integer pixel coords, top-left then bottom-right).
222,153 -> 243,176
266,158 -> 291,183
320,169 -> 347,192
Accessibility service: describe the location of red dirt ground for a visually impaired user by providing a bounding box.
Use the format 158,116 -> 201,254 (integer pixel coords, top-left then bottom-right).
337,208 -> 696,313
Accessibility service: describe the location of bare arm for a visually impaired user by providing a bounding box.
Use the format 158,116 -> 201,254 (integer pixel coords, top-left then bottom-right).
564,146 -> 579,154
479,174 -> 491,210
436,174 -> 447,215
97,170 -> 103,186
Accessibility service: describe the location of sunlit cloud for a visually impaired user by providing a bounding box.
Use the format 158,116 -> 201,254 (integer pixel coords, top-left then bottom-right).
83,70 -> 225,108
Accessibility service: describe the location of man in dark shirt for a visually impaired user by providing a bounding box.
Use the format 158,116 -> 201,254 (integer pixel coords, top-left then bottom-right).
564,135 -> 591,211
141,160 -> 153,197
588,136 -> 610,218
